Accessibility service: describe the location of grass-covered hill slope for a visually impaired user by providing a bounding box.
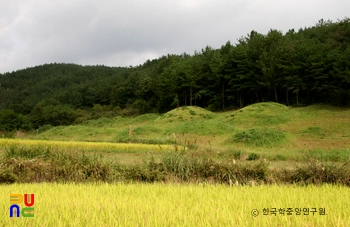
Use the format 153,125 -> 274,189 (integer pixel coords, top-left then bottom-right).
22,102 -> 350,161
223,102 -> 291,127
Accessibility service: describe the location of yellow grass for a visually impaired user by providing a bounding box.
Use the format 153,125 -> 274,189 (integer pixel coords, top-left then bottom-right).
0,138 -> 175,153
0,183 -> 349,226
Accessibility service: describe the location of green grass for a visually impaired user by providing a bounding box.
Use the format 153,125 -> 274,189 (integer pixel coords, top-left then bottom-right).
303,126 -> 323,135
20,102 -> 350,165
304,149 -> 350,162
224,102 -> 292,127
155,106 -> 216,123
230,128 -> 286,147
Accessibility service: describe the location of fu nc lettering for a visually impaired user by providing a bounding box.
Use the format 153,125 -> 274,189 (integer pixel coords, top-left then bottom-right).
9,194 -> 35,218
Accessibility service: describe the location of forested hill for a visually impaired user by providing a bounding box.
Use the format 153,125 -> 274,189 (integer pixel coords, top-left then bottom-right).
0,18 -> 349,130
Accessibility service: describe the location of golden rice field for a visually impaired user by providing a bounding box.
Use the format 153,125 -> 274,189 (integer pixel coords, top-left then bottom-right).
0,138 -> 174,153
1,183 -> 349,227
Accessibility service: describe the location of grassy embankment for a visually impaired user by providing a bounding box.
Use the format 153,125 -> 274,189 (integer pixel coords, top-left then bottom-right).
19,102 -> 350,164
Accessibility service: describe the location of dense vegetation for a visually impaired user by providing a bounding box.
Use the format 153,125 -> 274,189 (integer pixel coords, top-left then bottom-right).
1,142 -> 349,185
0,18 -> 349,130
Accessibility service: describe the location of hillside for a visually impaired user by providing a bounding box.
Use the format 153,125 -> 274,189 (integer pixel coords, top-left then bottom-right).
20,103 -> 350,162
0,63 -> 126,112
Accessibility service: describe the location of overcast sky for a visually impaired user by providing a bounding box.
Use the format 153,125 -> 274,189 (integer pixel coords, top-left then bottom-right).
0,0 -> 349,73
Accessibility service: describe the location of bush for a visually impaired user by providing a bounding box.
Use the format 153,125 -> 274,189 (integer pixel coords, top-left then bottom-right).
131,99 -> 150,114
287,159 -> 350,186
247,153 -> 260,161
38,124 -> 53,133
1,146 -> 116,183
0,169 -> 17,184
121,158 -> 167,182
160,151 -> 269,184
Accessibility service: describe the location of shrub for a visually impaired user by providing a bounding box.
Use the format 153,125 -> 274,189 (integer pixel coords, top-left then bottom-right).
122,158 -> 167,182
247,153 -> 260,161
1,146 -> 116,183
38,124 -> 53,133
288,159 -> 350,186
131,99 -> 150,114
189,110 -> 196,115
0,169 -> 17,184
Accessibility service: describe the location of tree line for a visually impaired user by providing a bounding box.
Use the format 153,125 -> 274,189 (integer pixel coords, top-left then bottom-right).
0,18 -> 349,130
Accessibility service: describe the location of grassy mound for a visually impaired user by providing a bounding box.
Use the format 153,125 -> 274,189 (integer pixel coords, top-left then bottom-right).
224,102 -> 291,126
240,102 -> 289,111
155,106 -> 216,123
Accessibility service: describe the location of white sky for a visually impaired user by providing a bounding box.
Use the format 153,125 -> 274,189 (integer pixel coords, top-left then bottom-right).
0,0 -> 349,73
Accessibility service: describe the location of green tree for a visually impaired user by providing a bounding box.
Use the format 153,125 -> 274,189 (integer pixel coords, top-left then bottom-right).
258,29 -> 284,102
0,110 -> 32,131
42,104 -> 76,126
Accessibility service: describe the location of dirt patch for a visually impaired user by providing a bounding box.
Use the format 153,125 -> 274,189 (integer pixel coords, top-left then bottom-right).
292,137 -> 350,150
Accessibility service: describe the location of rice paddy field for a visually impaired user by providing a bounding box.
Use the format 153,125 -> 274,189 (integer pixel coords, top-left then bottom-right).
1,183 -> 350,227
0,138 -> 174,153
